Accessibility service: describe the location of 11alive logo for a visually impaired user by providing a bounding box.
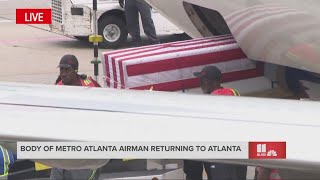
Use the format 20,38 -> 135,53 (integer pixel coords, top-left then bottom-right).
249,142 -> 286,159
16,9 -> 52,24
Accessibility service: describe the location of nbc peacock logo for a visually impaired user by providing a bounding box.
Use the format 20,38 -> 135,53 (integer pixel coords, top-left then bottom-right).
267,150 -> 278,157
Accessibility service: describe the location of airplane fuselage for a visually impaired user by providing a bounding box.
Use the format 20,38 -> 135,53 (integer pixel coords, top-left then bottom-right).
146,0 -> 320,74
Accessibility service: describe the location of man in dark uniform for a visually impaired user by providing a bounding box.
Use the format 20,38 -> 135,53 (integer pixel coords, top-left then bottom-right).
119,0 -> 160,46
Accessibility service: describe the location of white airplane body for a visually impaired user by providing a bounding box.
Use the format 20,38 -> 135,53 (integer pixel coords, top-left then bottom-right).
1,82 -> 320,175
146,0 -> 320,74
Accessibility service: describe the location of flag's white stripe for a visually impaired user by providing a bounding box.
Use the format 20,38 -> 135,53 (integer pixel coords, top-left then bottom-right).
124,41 -> 238,66
107,56 -> 114,88
101,53 -> 107,87
116,38 -> 235,61
107,46 -> 160,59
126,59 -> 255,88
107,35 -> 233,57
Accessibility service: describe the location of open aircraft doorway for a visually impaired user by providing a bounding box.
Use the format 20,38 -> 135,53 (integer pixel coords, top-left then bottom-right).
183,2 -> 231,37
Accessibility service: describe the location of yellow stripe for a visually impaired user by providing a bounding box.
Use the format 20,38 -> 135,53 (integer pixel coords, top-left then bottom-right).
88,169 -> 97,180
234,89 -> 240,96
84,79 -> 92,86
122,158 -> 134,161
35,162 -> 51,171
0,146 -> 8,176
230,89 -> 240,96
0,173 -> 8,177
5,150 -> 10,167
230,89 -> 237,96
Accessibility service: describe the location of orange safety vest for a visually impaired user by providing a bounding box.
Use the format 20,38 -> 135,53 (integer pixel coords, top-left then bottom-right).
57,77 -> 97,87
211,88 -> 240,96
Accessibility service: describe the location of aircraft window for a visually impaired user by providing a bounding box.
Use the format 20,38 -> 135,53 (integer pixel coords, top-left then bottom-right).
183,1 -> 231,37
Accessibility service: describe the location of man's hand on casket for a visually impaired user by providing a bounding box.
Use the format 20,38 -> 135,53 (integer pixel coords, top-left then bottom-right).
119,0 -> 124,8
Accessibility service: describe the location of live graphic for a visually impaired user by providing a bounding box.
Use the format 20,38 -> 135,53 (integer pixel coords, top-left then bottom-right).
16,9 -> 52,24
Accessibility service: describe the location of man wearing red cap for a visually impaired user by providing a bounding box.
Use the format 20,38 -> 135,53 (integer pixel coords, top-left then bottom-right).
183,66 -> 246,180
55,54 -> 101,87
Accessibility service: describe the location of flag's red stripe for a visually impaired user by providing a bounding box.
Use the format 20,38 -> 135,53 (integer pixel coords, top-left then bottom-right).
130,68 -> 263,91
126,48 -> 246,76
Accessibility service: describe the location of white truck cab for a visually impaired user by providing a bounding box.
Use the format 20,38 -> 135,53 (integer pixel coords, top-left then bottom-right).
49,0 -> 181,48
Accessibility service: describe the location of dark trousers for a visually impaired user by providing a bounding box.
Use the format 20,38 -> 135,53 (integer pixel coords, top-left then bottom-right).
184,160 -> 247,180
184,160 -> 213,180
124,0 -> 159,44
50,168 -> 100,180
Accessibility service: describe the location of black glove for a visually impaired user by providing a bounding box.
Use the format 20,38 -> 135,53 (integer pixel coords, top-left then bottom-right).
55,75 -> 61,84
119,0 -> 124,8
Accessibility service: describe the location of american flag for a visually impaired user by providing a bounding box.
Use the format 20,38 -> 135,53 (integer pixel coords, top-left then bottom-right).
102,35 -> 263,91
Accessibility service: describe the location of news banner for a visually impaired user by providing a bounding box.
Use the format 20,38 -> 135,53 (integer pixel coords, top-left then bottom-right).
17,142 -> 286,159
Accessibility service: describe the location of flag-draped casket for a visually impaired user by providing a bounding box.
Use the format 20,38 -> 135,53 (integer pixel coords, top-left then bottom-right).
102,35 -> 263,91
